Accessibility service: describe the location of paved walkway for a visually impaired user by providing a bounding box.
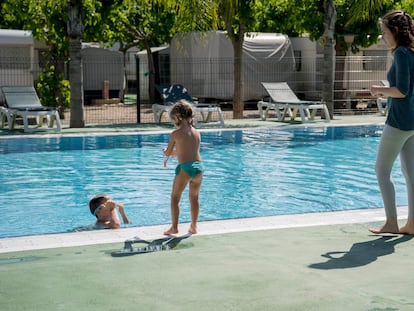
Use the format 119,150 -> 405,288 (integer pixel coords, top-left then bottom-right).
3,114 -> 414,310
1,210 -> 413,311
0,113 -> 386,136
0,207 -> 404,253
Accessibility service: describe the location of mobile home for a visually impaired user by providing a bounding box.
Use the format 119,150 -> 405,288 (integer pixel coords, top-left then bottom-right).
0,29 -> 34,87
81,47 -> 125,104
170,31 -> 296,101
290,36 -> 391,100
136,46 -> 170,102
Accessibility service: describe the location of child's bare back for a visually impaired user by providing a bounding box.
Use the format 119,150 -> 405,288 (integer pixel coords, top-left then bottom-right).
172,124 -> 201,164
163,100 -> 204,235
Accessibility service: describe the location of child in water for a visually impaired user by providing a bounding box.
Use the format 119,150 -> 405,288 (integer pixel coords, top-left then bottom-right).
89,194 -> 130,229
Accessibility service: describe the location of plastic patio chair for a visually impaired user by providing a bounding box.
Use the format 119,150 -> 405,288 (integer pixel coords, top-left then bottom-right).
152,84 -> 225,126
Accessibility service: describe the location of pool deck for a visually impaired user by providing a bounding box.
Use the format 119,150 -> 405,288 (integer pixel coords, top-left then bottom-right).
2,114 -> 414,310
0,113 -> 385,136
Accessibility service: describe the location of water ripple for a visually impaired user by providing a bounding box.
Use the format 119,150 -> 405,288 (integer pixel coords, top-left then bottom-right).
0,125 -> 407,238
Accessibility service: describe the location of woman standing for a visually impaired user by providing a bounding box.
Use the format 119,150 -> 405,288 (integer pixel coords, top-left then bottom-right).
370,10 -> 414,234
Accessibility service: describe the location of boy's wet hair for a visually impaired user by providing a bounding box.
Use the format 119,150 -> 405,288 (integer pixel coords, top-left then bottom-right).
169,100 -> 194,120
89,194 -> 107,216
382,10 -> 414,50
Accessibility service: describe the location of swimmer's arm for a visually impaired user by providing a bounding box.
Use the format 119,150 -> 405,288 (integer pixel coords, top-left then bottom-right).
116,202 -> 130,224
102,202 -> 121,229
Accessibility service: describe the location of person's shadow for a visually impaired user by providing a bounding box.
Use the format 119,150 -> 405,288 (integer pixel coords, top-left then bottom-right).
309,235 -> 413,270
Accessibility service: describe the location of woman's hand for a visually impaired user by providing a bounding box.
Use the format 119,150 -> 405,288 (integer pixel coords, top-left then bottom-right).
370,85 -> 386,97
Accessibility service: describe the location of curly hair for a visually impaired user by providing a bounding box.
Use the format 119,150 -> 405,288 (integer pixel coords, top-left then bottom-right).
382,10 -> 414,51
169,100 -> 194,125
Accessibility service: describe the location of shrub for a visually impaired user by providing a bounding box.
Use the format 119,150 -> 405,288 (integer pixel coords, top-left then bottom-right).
37,64 -> 70,118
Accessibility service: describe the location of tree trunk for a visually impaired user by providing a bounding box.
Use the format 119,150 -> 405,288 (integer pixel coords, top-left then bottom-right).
322,0 -> 336,119
120,46 -> 129,95
145,41 -> 156,105
334,42 -> 347,109
68,0 -> 84,128
231,33 -> 244,119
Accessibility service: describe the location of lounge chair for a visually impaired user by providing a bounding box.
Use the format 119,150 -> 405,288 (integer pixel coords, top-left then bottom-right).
152,84 -> 225,126
257,82 -> 330,123
0,86 -> 61,132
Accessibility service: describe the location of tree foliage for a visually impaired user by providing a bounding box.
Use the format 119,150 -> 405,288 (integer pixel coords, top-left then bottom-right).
37,65 -> 70,117
345,0 -> 393,26
251,0 -> 396,51
94,0 -> 175,51
216,0 -> 256,118
252,0 -> 325,38
1,0 -> 413,72
167,0 -> 218,34
2,0 -> 414,124
0,0 -> 102,60
394,0 -> 414,16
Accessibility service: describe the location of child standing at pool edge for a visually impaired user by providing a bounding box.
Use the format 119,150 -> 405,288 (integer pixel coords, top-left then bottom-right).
163,100 -> 204,235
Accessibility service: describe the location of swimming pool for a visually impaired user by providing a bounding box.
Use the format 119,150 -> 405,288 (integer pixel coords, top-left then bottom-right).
0,125 -> 407,238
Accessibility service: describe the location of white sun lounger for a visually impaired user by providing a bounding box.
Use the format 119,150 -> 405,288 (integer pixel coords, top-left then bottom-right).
257,82 -> 330,123
1,86 -> 61,132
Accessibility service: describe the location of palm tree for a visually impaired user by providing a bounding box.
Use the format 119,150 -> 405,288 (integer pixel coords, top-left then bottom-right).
346,0 -> 390,26
321,0 -> 336,119
172,0 -> 253,119
218,0 -> 253,119
322,0 -> 391,117
68,0 -> 84,128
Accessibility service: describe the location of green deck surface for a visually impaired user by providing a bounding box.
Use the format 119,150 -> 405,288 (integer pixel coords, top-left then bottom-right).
1,222 -> 413,311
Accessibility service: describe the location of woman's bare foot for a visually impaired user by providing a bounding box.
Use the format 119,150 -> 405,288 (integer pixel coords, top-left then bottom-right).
164,226 -> 178,236
399,225 -> 414,235
369,220 -> 399,234
188,224 -> 197,234
399,219 -> 414,235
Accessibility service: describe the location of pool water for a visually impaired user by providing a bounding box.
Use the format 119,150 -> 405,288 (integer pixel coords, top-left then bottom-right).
0,125 -> 407,238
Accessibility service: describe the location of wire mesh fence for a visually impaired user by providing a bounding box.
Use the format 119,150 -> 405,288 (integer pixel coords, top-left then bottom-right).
0,55 -> 390,127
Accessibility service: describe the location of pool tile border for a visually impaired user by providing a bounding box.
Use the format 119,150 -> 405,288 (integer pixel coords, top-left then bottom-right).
0,206 -> 407,253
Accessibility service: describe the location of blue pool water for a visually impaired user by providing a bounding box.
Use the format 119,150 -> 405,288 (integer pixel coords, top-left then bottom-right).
0,125 -> 408,238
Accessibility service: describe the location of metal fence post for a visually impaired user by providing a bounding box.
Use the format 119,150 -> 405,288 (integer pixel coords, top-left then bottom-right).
135,54 -> 141,123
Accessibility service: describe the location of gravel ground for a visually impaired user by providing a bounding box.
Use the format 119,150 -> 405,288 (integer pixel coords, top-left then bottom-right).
60,102 -> 261,126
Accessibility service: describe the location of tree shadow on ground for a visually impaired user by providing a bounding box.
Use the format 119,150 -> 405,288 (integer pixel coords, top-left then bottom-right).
309,235 -> 413,270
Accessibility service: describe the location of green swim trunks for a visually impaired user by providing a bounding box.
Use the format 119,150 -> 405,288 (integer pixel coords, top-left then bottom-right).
175,161 -> 205,178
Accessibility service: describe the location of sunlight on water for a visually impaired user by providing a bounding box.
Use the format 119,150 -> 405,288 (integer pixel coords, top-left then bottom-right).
0,125 -> 407,238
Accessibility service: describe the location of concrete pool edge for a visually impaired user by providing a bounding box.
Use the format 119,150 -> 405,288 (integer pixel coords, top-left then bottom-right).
0,115 -> 386,139
0,206 -> 407,253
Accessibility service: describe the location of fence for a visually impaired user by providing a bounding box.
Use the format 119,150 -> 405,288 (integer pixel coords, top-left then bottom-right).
0,55 -> 389,126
